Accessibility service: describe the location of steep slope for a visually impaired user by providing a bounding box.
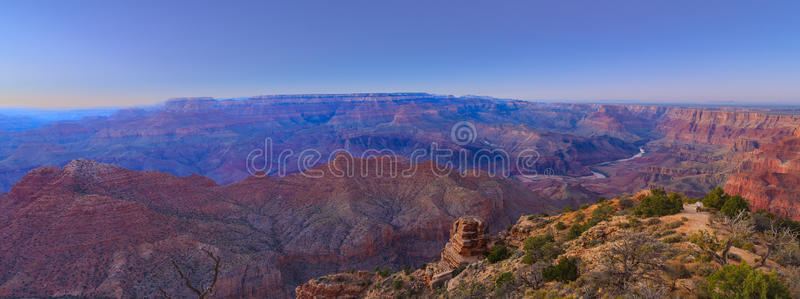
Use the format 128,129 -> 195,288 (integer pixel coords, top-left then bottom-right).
725,131 -> 800,219
0,157 -> 555,298
300,195 -> 799,298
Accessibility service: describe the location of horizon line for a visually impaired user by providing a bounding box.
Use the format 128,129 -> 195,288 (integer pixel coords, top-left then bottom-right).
2,92 -> 800,111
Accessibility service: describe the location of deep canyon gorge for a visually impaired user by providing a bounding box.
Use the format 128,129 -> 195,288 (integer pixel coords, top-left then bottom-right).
1,93 -> 799,297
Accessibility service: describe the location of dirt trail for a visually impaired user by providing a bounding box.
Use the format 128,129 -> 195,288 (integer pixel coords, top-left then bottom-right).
660,202 -> 711,235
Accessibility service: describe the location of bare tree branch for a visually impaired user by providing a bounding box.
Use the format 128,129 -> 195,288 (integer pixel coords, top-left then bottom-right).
158,287 -> 172,299
588,231 -> 669,296
717,211 -> 754,264
757,223 -> 798,269
199,249 -> 221,299
160,249 -> 222,299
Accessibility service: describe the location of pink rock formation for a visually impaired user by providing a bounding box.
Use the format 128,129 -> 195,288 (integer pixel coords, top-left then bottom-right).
440,216 -> 488,269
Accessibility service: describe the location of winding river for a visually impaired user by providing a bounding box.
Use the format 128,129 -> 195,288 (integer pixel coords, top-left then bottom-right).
588,147 -> 645,179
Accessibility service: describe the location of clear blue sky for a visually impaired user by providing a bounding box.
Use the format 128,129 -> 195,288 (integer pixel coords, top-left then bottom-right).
1,0 -> 799,107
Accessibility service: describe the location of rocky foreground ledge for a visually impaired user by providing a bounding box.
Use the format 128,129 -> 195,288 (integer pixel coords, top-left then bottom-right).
295,192 -> 800,298
296,215 -> 495,298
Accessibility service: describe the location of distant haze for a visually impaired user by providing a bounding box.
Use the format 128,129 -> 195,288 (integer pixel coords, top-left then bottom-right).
1,0 -> 799,107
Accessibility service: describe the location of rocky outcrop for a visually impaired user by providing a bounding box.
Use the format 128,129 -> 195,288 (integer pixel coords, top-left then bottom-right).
295,271 -> 374,299
293,216 -> 493,298
440,216 -> 488,270
732,138 -> 760,152
296,196 -> 732,298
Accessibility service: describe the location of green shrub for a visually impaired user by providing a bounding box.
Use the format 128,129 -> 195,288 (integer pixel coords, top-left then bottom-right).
402,265 -> 412,275
703,187 -> 729,210
618,198 -> 635,209
555,221 -> 567,230
634,189 -> 683,217
567,223 -> 588,240
664,221 -> 683,229
375,266 -> 391,278
523,234 -> 555,251
495,272 -> 514,288
732,239 -> 755,252
662,234 -> 683,243
522,250 -> 535,265
701,187 -> 752,218
590,202 -> 616,223
393,278 -> 404,290
704,262 -> 790,299
694,263 -> 718,276
542,258 -> 579,283
653,228 -> 675,238
721,195 -> 750,218
452,265 -> 466,276
574,212 -> 585,222
487,245 -> 511,263
752,210 -> 800,234
562,206 -> 574,213
646,218 -> 661,225
579,203 -> 589,210
596,196 -> 607,203
565,202 -> 617,240
522,234 -> 562,264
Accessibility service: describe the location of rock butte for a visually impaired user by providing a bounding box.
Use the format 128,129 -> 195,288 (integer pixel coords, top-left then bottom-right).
440,216 -> 488,270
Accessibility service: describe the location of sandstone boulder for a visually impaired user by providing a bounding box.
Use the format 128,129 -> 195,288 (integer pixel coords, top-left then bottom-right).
295,271 -> 374,299
440,216 -> 488,270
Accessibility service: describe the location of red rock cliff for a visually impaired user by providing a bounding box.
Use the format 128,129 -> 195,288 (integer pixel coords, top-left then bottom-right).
0,157 -> 555,298
657,108 -> 800,145
725,134 -> 800,219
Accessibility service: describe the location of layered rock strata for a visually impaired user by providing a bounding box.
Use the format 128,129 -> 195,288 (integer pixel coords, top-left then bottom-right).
440,216 -> 488,269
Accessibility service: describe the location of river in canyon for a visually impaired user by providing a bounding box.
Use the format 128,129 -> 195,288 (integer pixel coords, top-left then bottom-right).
588,147 -> 646,179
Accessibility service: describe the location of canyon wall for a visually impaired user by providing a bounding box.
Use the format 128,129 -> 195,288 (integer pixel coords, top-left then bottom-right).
0,157 -> 558,298
4,94 -> 798,195
0,94 -> 653,192
657,108 -> 800,145
725,135 -> 800,219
